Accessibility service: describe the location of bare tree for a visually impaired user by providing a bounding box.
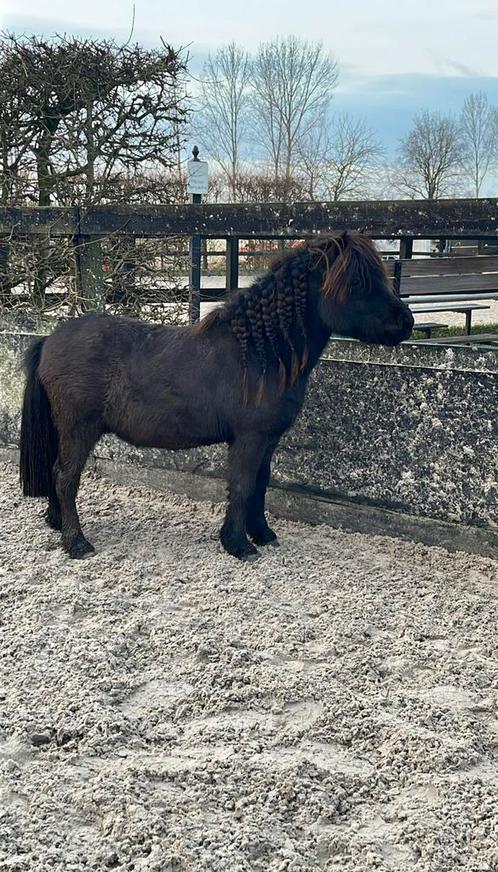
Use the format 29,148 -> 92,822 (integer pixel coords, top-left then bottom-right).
295,121 -> 330,200
324,114 -> 383,201
0,65 -> 36,301
0,79 -> 33,206
396,110 -> 464,200
0,34 -> 187,205
235,170 -> 306,203
296,114 -> 383,201
251,36 -> 338,194
460,92 -> 498,197
205,171 -> 228,203
195,43 -> 251,200
0,33 -> 188,312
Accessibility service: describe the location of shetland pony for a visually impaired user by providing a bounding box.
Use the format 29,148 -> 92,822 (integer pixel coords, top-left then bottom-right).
20,232 -> 413,559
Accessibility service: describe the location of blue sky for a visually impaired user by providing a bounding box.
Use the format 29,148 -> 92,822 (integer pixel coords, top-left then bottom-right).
2,0 -> 498,155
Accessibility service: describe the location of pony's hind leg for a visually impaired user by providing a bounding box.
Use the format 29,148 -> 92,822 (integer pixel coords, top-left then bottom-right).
45,494 -> 62,531
55,424 -> 100,559
41,464 -> 62,530
246,441 -> 279,546
220,435 -> 270,560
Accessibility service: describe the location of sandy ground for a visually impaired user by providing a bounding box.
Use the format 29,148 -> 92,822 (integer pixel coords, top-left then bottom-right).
1,462 -> 498,872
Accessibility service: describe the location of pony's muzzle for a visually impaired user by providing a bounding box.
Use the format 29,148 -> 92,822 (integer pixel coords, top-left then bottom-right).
384,307 -> 414,343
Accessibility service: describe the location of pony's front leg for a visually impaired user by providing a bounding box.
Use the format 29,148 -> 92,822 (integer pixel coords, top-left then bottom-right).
246,441 -> 279,546
220,435 -> 269,560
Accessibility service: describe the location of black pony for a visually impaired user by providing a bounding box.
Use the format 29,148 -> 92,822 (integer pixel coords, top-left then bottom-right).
19,232 -> 413,560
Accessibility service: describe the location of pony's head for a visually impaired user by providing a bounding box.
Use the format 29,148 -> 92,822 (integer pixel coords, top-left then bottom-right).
309,232 -> 414,346
196,231 -> 414,404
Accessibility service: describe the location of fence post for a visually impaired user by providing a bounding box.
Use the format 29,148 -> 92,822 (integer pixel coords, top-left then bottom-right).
393,260 -> 402,296
189,220 -> 201,323
73,235 -> 105,311
187,146 -> 208,323
226,237 -> 239,293
399,237 -> 413,259
73,208 -> 106,311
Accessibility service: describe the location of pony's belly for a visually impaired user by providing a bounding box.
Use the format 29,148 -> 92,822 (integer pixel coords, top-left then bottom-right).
112,423 -> 223,452
106,395 -> 228,451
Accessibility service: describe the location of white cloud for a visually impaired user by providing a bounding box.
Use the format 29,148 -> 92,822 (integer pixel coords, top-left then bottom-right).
3,0 -> 498,79
1,0 -> 133,31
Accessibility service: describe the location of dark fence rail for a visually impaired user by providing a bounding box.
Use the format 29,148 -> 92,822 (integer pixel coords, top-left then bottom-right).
2,198 -> 498,239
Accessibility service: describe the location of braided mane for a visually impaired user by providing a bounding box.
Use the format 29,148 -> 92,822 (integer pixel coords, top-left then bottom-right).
196,232 -> 387,403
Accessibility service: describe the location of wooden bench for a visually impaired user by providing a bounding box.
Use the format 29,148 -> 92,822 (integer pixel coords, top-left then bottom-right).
411,302 -> 490,335
385,255 -> 498,335
412,321 -> 448,338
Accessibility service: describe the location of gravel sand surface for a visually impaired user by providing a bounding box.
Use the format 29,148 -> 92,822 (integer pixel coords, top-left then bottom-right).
1,462 -> 497,871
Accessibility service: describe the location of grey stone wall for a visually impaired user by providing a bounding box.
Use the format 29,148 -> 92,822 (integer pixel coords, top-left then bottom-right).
1,330 -> 497,533
0,332 -> 31,446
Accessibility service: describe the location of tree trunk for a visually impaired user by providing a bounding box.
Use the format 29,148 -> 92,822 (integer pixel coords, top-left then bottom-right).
109,237 -> 136,311
34,132 -> 54,310
0,240 -> 10,310
0,143 -> 11,309
84,100 -> 96,205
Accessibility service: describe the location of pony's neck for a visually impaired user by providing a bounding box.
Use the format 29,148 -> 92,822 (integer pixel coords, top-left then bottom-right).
301,306 -> 332,373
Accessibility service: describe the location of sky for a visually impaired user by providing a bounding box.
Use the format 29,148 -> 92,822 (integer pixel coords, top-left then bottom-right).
2,0 -> 498,155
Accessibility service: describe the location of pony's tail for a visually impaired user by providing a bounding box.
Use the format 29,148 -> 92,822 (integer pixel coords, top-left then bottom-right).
19,339 -> 58,499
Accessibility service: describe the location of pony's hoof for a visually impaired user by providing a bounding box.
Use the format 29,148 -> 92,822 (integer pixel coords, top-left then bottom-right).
249,526 -> 279,547
220,531 -> 259,561
66,537 -> 95,560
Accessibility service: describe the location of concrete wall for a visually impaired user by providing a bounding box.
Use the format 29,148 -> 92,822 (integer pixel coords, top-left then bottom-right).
0,331 -> 28,446
2,330 -> 497,556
